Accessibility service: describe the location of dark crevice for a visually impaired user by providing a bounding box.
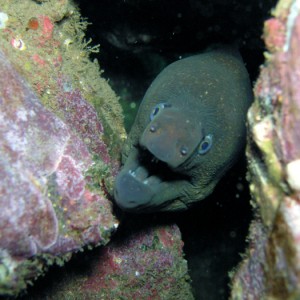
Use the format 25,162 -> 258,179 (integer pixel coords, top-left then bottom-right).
76,1 -> 275,299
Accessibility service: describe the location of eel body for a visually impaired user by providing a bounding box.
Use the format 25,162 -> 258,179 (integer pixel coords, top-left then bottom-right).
114,48 -> 253,212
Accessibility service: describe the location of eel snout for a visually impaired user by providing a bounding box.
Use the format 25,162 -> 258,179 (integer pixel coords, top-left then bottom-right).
114,108 -> 203,211
140,108 -> 203,169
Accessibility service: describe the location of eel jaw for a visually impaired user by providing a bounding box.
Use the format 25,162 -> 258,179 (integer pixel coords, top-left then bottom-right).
113,146 -> 189,212
114,165 -> 162,211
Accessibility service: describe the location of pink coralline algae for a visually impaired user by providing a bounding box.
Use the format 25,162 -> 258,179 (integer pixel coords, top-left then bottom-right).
28,224 -> 194,300
56,82 -> 110,164
230,0 -> 300,299
0,1 -> 124,296
41,15 -> 54,39
79,225 -> 193,300
0,48 -> 117,294
81,224 -> 192,300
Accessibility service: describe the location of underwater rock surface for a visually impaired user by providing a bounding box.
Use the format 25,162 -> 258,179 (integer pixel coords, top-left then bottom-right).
86,224 -> 193,300
0,49 -> 117,294
23,223 -> 193,300
230,0 -> 300,298
0,0 -> 125,295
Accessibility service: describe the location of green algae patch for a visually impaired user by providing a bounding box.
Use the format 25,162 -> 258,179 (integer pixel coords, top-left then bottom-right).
85,155 -> 111,193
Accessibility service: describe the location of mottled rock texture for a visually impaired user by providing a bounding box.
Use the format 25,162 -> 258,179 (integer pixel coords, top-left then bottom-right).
22,223 -> 193,300
0,0 -> 125,295
64,224 -> 193,300
230,0 -> 300,299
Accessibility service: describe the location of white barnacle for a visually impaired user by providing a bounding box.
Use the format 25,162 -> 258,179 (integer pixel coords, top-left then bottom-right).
286,159 -> 300,191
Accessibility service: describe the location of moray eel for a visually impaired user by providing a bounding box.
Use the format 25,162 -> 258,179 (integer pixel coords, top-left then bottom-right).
114,48 -> 253,212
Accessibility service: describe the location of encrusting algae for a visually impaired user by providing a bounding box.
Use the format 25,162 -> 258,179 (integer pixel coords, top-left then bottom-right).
0,0 -> 125,295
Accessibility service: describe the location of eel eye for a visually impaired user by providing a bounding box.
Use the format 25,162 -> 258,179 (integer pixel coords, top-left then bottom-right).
198,134 -> 213,155
150,103 -> 170,121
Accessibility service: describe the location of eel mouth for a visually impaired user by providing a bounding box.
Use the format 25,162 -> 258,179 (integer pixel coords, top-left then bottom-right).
114,145 -> 190,211
137,146 -> 188,181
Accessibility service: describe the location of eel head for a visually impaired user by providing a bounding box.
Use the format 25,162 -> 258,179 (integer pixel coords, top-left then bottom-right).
114,103 -> 213,212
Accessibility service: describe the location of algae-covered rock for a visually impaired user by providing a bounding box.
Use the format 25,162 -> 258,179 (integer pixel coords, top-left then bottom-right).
230,0 -> 300,298
90,224 -> 193,300
23,223 -> 194,300
0,0 -> 125,296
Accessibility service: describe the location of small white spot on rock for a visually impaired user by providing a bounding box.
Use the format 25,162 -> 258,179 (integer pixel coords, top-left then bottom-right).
0,12 -> 8,29
287,159 -> 300,191
64,38 -> 73,48
253,117 -> 273,143
135,271 -> 140,277
29,110 -> 36,117
16,109 -> 28,121
11,37 -> 26,51
84,137 -> 91,144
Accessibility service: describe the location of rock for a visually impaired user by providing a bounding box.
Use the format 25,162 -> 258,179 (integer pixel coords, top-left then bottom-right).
0,0 -> 125,295
230,0 -> 300,298
73,224 -> 193,300
23,223 -> 194,300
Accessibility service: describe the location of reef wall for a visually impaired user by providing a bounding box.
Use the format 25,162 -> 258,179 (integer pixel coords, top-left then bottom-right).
23,223 -> 193,300
230,0 -> 300,298
0,0 -> 125,295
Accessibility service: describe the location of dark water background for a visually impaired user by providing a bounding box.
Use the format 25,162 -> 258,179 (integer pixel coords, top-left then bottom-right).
79,0 -> 276,130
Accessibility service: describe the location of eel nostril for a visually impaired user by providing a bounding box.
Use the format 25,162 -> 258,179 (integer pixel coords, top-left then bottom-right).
180,146 -> 188,156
